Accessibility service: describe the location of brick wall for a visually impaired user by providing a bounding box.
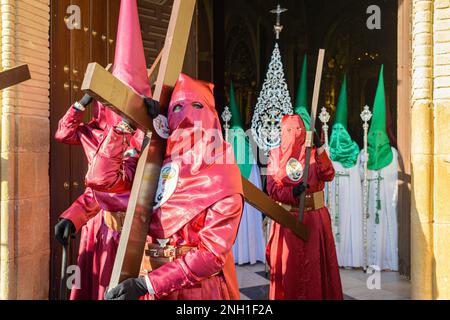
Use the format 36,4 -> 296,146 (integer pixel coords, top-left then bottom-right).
411,0 -> 450,300
0,0 -> 50,300
432,0 -> 450,300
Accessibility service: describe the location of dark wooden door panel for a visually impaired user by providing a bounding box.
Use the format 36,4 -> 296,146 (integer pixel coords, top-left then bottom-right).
70,0 -> 91,203
138,0 -> 174,66
91,0 -> 109,67
107,0 -> 120,64
50,0 -> 120,299
50,0 -> 73,300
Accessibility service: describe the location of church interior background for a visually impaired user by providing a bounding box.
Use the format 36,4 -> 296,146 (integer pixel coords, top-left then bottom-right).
2,0 -> 450,299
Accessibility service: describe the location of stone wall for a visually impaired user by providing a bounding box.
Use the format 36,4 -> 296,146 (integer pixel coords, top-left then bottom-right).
411,0 -> 450,300
0,0 -> 50,300
432,0 -> 450,300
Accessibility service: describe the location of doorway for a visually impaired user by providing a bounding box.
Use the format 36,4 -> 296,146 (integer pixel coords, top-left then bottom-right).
216,0 -> 411,278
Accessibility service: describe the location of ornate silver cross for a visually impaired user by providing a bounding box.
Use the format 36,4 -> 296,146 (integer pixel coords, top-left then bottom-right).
270,4 -> 288,40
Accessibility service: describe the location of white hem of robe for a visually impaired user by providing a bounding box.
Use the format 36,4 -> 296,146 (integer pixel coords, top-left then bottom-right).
329,160 -> 364,268
232,164 -> 266,265
359,147 -> 399,271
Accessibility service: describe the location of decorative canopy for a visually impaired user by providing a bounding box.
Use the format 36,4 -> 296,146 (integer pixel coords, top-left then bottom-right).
251,43 -> 293,154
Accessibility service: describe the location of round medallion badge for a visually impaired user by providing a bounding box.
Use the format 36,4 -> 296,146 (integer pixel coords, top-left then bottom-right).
153,115 -> 170,139
286,158 -> 303,182
153,162 -> 180,209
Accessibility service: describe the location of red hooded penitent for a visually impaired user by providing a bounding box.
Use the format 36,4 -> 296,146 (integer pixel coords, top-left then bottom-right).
144,74 -> 244,300
266,115 -> 343,300
55,0 -> 151,300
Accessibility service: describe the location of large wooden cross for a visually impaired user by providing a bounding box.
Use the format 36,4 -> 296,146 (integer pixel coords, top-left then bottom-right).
0,64 -> 31,90
81,0 -> 309,289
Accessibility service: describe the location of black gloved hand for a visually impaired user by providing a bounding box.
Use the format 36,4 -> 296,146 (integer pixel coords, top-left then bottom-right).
293,183 -> 308,198
313,131 -> 323,148
144,96 -> 161,119
104,277 -> 148,300
54,219 -> 75,246
80,94 -> 93,107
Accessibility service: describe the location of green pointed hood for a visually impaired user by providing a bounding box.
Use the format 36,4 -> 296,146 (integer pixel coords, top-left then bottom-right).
329,75 -> 360,168
228,82 -> 254,179
334,75 -> 348,128
294,54 -> 311,130
368,65 -> 393,170
229,81 -> 244,129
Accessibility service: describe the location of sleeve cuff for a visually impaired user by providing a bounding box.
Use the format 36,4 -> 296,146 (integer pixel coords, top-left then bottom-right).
144,275 -> 155,295
317,148 -> 331,163
68,104 -> 86,119
60,212 -> 86,233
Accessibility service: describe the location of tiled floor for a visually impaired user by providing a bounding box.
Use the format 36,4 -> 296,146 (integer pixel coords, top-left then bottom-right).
236,263 -> 411,300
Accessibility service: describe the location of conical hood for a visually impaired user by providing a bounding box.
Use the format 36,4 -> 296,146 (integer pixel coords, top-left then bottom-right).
334,75 -> 348,128
229,81 -> 244,129
294,54 -> 311,129
329,75 -> 360,168
367,65 -> 393,170
112,0 -> 152,98
228,82 -> 254,179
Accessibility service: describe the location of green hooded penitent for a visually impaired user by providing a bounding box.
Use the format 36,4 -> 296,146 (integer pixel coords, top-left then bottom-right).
367,65 -> 393,170
294,54 -> 312,130
329,75 -> 360,168
228,81 -> 254,179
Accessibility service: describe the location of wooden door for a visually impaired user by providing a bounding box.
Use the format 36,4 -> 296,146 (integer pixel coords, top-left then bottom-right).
49,0 -> 120,299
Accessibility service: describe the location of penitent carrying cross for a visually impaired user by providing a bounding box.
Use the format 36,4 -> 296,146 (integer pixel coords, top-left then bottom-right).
81,0 -> 310,290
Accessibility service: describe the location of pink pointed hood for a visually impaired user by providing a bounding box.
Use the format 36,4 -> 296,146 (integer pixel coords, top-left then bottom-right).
112,0 -> 152,98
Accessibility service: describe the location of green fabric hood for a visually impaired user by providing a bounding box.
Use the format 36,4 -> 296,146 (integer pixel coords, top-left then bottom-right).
367,65 -> 393,170
329,75 -> 360,168
228,82 -> 254,179
294,54 -> 312,130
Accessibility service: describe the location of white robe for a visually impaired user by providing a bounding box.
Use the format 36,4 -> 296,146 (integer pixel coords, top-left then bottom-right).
232,164 -> 266,265
329,160 -> 364,268
360,147 -> 399,271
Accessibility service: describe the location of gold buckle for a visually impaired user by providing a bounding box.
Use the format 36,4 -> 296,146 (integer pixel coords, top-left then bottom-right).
164,246 -> 176,258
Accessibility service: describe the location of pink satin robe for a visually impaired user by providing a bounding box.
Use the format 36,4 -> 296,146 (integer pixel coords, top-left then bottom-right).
55,106 -> 137,300
141,194 -> 243,300
266,149 -> 343,300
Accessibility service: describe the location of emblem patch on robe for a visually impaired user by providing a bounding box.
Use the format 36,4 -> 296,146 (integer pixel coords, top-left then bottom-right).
153,115 -> 170,139
153,162 -> 179,209
286,158 -> 303,182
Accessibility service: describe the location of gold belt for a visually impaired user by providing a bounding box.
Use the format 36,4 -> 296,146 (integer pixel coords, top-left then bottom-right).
140,242 -> 198,275
103,211 -> 126,232
278,190 -> 325,212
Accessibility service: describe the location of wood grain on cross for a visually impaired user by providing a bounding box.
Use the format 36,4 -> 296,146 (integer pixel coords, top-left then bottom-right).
298,49 -> 325,223
0,64 -> 31,90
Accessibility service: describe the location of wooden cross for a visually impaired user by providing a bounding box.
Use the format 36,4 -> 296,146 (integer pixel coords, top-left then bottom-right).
81,0 -> 309,289
0,64 -> 31,90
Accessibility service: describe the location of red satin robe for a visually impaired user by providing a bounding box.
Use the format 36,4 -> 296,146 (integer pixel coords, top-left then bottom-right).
266,149 -> 343,300
140,73 -> 244,300
55,106 -> 138,300
143,195 -> 243,300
